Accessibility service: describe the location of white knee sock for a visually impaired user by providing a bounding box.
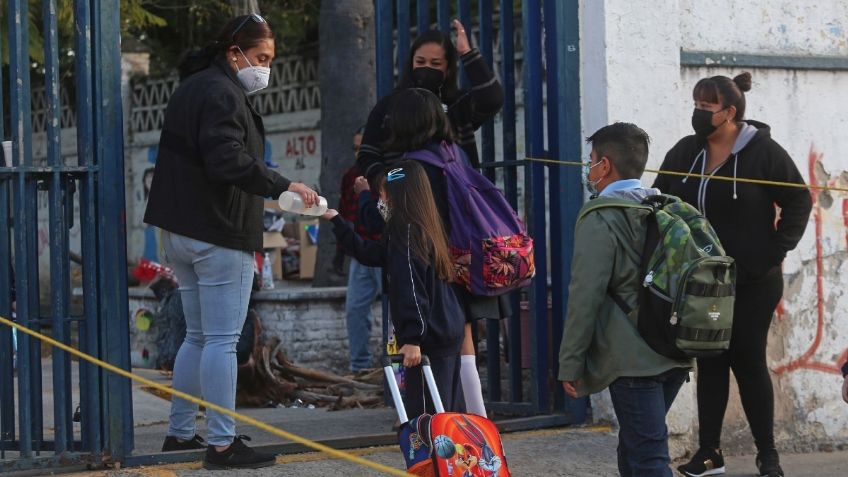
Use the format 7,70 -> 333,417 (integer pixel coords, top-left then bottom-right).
460,355 -> 487,417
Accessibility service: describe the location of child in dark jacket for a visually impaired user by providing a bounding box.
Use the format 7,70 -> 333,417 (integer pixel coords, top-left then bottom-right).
322,160 -> 464,417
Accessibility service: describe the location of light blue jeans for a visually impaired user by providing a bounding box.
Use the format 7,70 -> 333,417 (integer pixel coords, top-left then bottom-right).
163,231 -> 254,446
345,258 -> 381,371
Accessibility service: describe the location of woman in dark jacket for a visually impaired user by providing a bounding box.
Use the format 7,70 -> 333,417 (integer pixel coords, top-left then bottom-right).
655,72 -> 812,477
357,21 -> 504,419
358,20 -> 504,176
144,14 -> 316,471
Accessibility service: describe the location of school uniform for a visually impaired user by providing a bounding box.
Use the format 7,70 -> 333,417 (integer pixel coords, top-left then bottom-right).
331,216 -> 465,416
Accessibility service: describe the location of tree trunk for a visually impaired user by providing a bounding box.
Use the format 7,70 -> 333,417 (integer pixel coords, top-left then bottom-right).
313,0 -> 376,287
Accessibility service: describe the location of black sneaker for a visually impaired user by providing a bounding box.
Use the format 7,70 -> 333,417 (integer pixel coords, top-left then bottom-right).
203,435 -> 276,470
677,447 -> 726,476
161,434 -> 206,452
756,450 -> 784,477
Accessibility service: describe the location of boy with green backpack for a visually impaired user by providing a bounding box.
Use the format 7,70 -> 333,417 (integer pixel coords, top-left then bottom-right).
559,122 -> 735,476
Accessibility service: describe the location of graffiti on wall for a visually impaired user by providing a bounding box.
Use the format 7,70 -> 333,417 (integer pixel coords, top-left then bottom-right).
773,145 -> 848,376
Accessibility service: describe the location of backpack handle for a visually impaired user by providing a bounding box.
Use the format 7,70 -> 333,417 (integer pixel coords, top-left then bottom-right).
642,194 -> 677,209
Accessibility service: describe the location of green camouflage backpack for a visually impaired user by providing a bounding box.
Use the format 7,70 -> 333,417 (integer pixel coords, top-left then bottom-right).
578,194 -> 736,359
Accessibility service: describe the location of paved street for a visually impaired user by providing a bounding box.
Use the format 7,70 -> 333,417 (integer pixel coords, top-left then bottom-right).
64,427 -> 846,477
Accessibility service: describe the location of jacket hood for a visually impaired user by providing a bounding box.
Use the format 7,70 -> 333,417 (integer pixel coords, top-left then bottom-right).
605,186 -> 662,202
681,120 -> 772,207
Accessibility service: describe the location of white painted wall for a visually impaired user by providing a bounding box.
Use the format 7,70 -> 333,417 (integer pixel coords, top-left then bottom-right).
583,0 -> 848,454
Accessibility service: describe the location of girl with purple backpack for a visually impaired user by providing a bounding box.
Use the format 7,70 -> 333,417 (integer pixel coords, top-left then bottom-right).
361,88 -> 532,418
321,161 -> 465,417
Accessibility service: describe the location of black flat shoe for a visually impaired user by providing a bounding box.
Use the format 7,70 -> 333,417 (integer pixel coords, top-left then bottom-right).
203,435 -> 276,470
161,434 -> 206,452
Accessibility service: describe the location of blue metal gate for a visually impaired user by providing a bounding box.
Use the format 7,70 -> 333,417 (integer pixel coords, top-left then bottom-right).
0,0 -> 133,472
375,0 -> 586,419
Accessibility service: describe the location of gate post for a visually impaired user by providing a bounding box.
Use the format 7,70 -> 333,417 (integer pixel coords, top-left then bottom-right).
92,0 -> 134,460
549,0 -> 588,423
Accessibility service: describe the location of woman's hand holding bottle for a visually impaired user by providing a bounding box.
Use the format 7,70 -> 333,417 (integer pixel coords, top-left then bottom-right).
287,182 -> 319,207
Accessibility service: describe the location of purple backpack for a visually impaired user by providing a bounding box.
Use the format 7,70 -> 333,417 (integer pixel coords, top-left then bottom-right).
407,141 -> 535,296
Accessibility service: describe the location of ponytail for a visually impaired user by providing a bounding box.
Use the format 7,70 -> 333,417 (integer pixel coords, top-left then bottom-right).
692,71 -> 753,121
177,15 -> 275,80
178,44 -> 220,80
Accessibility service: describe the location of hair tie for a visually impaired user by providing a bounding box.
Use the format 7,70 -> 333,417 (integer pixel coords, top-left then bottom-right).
387,168 -> 406,182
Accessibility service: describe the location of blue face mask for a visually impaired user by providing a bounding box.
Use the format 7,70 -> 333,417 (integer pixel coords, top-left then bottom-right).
583,158 -> 603,195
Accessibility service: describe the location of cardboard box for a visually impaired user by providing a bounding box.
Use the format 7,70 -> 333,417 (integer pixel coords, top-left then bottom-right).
298,219 -> 319,280
282,222 -> 298,239
264,199 -> 282,212
263,231 -> 287,249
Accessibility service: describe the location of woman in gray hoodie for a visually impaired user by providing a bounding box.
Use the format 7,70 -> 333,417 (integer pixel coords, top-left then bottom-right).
655,72 -> 812,477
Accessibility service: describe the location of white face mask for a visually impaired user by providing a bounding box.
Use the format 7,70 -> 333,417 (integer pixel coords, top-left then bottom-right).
235,47 -> 270,94
377,199 -> 390,221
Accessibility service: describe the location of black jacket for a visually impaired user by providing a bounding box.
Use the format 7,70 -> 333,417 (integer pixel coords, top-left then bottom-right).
331,216 -> 463,357
144,56 -> 292,252
357,48 -> 504,178
654,120 -> 812,284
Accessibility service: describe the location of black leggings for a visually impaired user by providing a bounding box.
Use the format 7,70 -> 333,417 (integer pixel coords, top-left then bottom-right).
697,270 -> 783,452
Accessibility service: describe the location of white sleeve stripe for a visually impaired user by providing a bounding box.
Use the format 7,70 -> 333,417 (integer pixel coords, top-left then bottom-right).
407,224 -> 426,337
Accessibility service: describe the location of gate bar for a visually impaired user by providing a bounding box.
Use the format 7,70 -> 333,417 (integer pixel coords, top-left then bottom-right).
43,0 -> 75,453
522,0 -> 550,414
396,0 -> 411,70
416,0 -> 430,33
436,0 -> 450,32
8,0 -> 36,458
0,7 -> 15,454
499,0 -> 522,404
75,0 -> 104,453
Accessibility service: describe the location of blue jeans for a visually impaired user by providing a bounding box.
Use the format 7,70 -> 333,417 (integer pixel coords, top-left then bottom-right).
608,368 -> 689,477
345,258 -> 381,371
163,232 -> 254,446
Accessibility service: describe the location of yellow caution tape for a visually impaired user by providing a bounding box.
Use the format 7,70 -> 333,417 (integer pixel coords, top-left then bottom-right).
0,315 -> 409,476
521,156 -> 848,193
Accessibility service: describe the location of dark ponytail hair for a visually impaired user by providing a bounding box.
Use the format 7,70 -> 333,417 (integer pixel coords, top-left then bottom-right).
382,88 -> 456,153
397,30 -> 460,105
178,15 -> 274,80
383,160 -> 454,281
692,72 -> 753,121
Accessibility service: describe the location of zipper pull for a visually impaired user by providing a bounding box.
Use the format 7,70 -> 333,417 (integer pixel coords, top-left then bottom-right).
669,312 -> 679,325
643,271 -> 654,287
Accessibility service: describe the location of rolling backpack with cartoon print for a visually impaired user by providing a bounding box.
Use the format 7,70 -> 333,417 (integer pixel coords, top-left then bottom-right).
385,355 -> 510,477
406,141 -> 535,296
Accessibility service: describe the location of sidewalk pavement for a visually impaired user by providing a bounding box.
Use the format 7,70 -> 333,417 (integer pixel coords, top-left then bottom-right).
69,427 -> 846,477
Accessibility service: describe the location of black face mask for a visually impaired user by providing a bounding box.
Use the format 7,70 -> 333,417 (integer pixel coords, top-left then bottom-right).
411,67 -> 445,96
691,108 -> 719,139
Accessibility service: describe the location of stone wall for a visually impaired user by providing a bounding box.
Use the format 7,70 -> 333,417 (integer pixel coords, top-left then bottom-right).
127,285 -> 382,374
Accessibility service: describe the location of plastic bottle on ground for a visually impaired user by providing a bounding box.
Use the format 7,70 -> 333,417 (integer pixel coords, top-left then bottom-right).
261,252 -> 275,290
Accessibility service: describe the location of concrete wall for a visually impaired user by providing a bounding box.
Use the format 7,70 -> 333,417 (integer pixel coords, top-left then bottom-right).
583,0 -> 848,455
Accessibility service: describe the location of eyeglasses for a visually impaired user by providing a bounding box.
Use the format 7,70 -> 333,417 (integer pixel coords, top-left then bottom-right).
231,13 -> 266,41
387,168 -> 406,182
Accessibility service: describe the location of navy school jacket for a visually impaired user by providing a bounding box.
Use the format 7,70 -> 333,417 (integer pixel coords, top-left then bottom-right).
331,216 -> 463,357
